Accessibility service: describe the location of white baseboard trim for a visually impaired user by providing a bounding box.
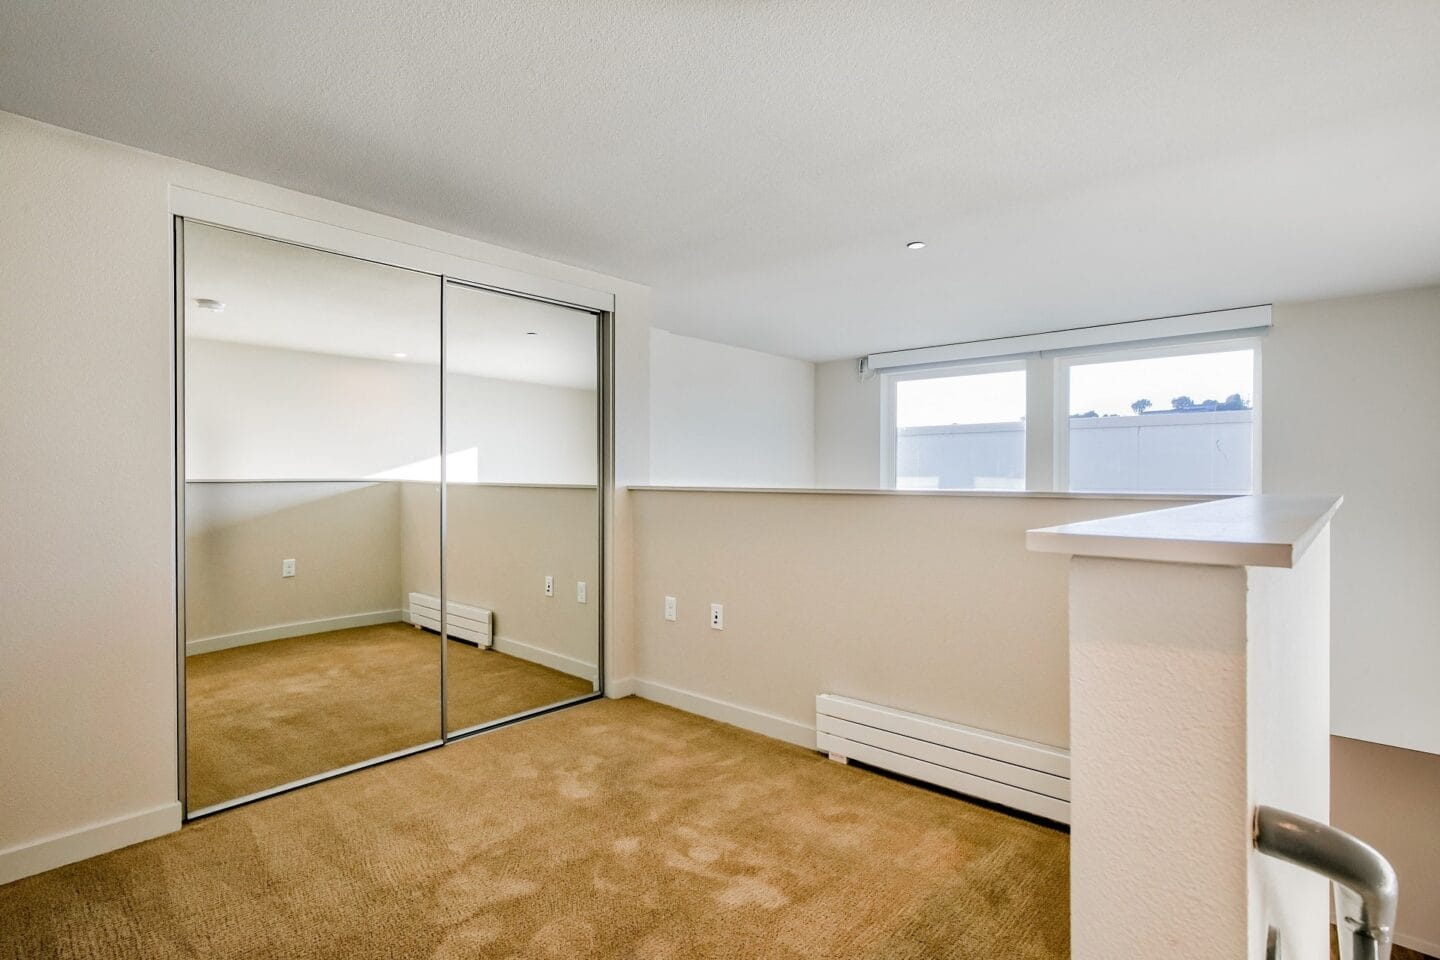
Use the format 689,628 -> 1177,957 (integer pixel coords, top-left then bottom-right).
0,801 -> 182,886
493,635 -> 598,682
630,679 -> 816,750
605,676 -> 636,699
186,610 -> 403,655
1395,931 -> 1440,957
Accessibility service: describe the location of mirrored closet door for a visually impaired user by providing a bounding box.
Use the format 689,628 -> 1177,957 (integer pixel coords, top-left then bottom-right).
181,222 -> 444,814
441,281 -> 602,735
179,220 -> 604,816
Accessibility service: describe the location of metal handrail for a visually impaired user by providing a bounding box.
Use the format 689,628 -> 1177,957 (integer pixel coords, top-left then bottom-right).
1253,805 -> 1399,960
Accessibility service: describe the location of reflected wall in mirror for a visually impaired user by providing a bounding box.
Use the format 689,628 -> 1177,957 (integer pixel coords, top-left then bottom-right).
182,222 -> 442,813
437,281 -> 601,734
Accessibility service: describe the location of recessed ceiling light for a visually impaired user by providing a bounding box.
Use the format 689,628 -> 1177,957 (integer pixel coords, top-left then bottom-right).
392,352 -> 408,359
194,297 -> 225,311
905,241 -> 926,250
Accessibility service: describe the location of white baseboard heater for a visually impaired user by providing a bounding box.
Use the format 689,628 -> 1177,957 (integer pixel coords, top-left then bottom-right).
407,592 -> 492,648
816,694 -> 1070,824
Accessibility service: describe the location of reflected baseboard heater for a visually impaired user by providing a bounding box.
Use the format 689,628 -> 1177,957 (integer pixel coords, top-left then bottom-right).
408,592 -> 492,648
815,694 -> 1070,824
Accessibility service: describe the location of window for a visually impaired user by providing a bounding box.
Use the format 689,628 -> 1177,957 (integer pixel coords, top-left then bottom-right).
879,330 -> 1262,495
1061,344 -> 1256,494
887,362 -> 1026,490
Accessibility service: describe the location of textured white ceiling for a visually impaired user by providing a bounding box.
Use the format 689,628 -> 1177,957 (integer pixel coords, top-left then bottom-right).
3,1 -> 1438,361
184,222 -> 597,388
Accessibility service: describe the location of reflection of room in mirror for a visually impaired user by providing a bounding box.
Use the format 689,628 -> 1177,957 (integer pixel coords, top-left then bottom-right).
441,279 -> 600,735
180,223 -> 603,814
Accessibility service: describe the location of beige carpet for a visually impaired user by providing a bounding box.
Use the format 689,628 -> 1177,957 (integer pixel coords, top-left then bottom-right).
2,698 -> 1068,959
186,623 -> 593,810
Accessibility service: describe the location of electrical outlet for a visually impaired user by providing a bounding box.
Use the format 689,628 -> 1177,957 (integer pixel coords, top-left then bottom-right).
281,558 -> 296,578
544,575 -> 554,597
576,581 -> 587,603
710,603 -> 723,630
664,596 -> 677,621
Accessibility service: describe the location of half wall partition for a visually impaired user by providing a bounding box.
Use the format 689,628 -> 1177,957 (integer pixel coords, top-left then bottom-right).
177,219 -> 606,817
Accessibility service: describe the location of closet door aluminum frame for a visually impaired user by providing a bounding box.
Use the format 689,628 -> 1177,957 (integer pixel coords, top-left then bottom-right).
173,216 -> 611,819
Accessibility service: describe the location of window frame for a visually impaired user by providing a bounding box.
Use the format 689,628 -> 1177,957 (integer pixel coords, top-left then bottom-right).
881,357 -> 1030,490
1052,335 -> 1263,494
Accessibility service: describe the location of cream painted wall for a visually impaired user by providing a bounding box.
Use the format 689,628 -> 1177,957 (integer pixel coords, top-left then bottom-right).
187,339 -> 596,485
185,481 -> 402,645
0,109 -> 650,880
649,329 -> 815,487
628,489 -> 1194,747
399,482 -> 600,678
813,286 -> 1440,757
799,293 -> 1440,950
1332,737 -> 1440,955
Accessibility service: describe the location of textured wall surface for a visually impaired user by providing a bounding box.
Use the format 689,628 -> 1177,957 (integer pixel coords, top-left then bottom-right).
2,3 -> 1437,359
1069,557 -> 1250,960
1069,540 -> 1331,960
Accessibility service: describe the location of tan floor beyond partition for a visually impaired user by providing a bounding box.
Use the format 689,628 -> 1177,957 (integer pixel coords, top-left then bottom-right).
186,623 -> 593,810
1,698 -> 1069,959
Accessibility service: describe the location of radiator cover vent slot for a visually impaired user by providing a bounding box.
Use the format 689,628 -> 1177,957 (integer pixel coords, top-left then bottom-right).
816,694 -> 1070,824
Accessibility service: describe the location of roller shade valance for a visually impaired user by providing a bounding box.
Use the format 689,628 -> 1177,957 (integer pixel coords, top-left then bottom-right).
866,304 -> 1271,372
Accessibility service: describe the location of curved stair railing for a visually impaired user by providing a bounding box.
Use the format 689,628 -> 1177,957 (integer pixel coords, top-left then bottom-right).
1253,805 -> 1399,960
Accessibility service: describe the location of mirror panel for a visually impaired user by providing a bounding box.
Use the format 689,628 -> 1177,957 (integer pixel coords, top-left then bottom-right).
182,222 -> 442,812
440,281 -> 600,735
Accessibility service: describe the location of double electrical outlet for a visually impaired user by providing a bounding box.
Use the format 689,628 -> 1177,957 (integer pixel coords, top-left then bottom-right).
543,575 -> 586,604
663,595 -> 724,630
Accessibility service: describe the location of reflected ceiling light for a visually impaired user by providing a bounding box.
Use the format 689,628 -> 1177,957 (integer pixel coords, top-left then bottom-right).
392,352 -> 408,359
194,297 -> 225,311
905,241 -> 926,250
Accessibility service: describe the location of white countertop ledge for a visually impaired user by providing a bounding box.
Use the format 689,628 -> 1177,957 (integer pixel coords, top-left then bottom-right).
1025,494 -> 1343,568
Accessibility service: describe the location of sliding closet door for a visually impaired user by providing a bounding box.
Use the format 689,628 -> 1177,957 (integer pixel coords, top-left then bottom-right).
441,281 -> 602,736
181,221 -> 442,814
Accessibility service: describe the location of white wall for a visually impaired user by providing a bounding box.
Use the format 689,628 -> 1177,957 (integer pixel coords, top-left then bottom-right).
0,109 -> 650,884
1067,534 -> 1330,960
814,358 -> 883,488
649,329 -> 815,487
1263,286 -> 1440,756
187,339 -> 596,485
